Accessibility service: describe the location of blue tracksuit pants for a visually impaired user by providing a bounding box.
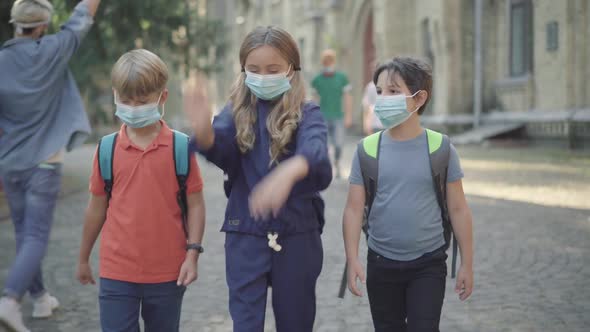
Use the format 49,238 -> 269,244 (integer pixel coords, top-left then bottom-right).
225,230 -> 323,332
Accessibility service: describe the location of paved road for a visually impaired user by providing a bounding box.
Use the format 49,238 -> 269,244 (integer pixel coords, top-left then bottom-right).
1,141 -> 589,332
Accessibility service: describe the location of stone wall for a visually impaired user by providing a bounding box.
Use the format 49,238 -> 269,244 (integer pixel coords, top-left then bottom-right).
209,0 -> 589,128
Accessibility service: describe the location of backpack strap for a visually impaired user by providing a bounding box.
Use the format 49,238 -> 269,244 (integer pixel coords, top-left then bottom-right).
357,131 -> 383,236
173,130 -> 191,238
97,132 -> 118,201
425,128 -> 458,278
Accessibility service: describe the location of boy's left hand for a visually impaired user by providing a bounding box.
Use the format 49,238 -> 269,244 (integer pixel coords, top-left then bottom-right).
177,256 -> 199,287
455,265 -> 474,301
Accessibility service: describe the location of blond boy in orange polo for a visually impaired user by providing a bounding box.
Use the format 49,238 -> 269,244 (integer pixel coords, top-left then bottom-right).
76,49 -> 206,332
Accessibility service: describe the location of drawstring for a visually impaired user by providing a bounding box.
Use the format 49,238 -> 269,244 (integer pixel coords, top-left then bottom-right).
267,232 -> 282,252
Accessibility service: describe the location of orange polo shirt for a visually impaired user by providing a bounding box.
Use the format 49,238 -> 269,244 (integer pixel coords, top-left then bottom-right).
89,121 -> 203,283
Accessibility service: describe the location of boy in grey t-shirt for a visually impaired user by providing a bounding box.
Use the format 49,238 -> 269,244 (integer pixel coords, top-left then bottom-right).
348,130 -> 464,262
342,57 -> 474,331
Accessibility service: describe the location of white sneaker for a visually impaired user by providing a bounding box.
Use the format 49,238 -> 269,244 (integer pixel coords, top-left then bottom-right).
0,297 -> 30,332
32,293 -> 59,319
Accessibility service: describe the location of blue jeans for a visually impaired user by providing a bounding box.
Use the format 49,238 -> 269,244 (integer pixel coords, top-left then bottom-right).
1,163 -> 62,300
326,119 -> 344,162
99,278 -> 186,332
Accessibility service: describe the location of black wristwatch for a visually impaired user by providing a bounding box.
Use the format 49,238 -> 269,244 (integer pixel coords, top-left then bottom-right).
186,243 -> 204,254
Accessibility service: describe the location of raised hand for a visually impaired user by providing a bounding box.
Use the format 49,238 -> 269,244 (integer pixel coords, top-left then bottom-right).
183,71 -> 214,149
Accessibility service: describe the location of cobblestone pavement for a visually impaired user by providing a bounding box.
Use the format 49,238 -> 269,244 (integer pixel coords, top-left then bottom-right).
1,140 -> 589,332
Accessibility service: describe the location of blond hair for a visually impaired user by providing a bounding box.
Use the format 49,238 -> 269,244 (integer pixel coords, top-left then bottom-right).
230,26 -> 306,164
111,49 -> 169,100
321,49 -> 336,67
10,0 -> 53,29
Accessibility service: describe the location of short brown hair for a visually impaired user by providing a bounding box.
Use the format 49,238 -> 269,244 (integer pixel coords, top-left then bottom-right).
373,57 -> 433,115
111,49 -> 169,100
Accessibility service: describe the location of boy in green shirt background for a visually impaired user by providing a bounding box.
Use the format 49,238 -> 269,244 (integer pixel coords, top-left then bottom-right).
312,49 -> 352,178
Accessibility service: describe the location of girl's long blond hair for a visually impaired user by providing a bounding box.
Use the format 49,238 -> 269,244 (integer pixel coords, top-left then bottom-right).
229,26 -> 306,164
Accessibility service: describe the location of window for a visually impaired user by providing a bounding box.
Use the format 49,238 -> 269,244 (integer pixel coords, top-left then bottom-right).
509,0 -> 533,77
421,18 -> 433,62
546,21 -> 558,52
298,38 -> 306,70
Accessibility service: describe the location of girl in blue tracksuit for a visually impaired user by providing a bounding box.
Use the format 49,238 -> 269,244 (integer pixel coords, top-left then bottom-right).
184,26 -> 332,332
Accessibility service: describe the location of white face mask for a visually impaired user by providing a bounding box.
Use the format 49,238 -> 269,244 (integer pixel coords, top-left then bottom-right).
114,92 -> 164,128
244,66 -> 292,100
373,91 -> 421,128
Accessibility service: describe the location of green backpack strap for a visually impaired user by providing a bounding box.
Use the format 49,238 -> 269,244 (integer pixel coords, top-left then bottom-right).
425,128 -> 458,278
97,132 -> 119,201
357,131 -> 383,236
173,130 -> 191,238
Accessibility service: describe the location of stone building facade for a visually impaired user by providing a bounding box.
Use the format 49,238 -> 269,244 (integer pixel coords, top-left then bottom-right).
206,0 -> 590,142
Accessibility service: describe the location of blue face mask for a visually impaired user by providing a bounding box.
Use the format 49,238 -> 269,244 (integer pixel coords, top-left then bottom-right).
245,70 -> 292,100
114,92 -> 163,128
374,91 -> 421,128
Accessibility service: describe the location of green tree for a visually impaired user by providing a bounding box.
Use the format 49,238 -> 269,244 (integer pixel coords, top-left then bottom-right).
0,1 -> 14,42
1,0 -> 227,126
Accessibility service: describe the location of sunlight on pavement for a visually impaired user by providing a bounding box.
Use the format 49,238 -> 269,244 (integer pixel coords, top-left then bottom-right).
463,181 -> 590,210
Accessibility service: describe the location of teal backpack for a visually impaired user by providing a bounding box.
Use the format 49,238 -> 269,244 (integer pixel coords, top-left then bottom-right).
97,130 -> 191,237
358,128 -> 458,278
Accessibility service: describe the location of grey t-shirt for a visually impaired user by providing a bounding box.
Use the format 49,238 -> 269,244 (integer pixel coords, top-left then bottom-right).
349,130 -> 464,261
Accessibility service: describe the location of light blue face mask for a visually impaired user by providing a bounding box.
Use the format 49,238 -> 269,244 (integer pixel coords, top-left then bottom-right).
244,69 -> 292,100
374,91 -> 421,128
114,92 -> 163,128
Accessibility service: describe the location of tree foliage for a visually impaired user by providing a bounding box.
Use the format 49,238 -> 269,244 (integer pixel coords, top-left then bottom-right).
1,0 -> 227,125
